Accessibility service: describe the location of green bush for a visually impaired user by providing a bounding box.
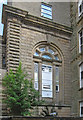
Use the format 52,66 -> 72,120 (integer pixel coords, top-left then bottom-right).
3,62 -> 44,116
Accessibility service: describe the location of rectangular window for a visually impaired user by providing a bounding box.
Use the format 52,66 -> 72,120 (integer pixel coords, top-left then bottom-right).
80,63 -> 83,88
41,3 -> 52,19
80,102 -> 83,117
78,0 -> 83,16
34,63 -> 38,90
2,54 -> 6,68
55,67 -> 59,92
79,29 -> 83,53
42,64 -> 52,98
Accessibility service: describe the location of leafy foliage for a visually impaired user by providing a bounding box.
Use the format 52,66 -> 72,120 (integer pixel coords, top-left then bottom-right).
3,62 -> 44,116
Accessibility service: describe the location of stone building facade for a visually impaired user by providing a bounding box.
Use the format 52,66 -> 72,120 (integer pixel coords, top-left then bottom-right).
0,35 -> 2,116
70,1 -> 83,117
1,0 -> 83,117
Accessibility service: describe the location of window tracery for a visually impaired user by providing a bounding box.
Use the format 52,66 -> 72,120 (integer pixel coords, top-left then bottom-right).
34,45 -> 61,61
33,44 -> 62,98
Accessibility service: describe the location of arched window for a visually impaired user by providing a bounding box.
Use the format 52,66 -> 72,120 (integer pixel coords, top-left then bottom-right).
33,44 -> 62,98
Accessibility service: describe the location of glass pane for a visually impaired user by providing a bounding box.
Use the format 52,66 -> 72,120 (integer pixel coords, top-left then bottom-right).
55,67 -> 59,92
81,46 -> 83,52
34,63 -> 38,90
42,55 -> 52,59
79,5 -> 82,13
81,79 -> 83,88
80,37 -> 83,44
81,63 -> 83,72
34,52 -> 39,56
41,13 -> 52,19
34,72 -> 38,81
41,8 -> 52,15
34,82 -> 38,90
80,102 -> 83,116
34,63 -> 38,72
56,85 -> 59,91
81,107 -> 83,115
48,49 -> 54,54
56,67 -> 59,81
81,71 -> 83,79
80,31 -> 82,37
3,57 -> 5,65
39,47 -> 45,52
41,4 -> 52,11
55,56 -> 59,60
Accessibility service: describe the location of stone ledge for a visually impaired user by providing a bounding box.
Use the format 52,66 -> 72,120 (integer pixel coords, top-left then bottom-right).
1,116 -> 83,120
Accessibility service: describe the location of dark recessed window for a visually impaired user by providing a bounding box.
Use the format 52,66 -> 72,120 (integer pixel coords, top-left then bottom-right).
41,3 -> 52,19
81,107 -> 83,115
2,54 -> 6,68
81,71 -> 83,79
80,102 -> 83,117
78,0 -> 83,16
80,63 -> 83,88
79,29 -> 83,53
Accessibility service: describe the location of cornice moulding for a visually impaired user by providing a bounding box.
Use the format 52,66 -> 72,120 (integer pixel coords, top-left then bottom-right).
2,4 -> 72,35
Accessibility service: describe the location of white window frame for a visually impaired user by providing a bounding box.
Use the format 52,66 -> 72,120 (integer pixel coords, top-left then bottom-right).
34,63 -> 39,90
80,63 -> 83,88
78,0 -> 83,16
79,29 -> 83,53
55,67 -> 59,92
41,3 -> 52,19
33,45 -> 61,98
56,85 -> 59,92
80,102 -> 83,117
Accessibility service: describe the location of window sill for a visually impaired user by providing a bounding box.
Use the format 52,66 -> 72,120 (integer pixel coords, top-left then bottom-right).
41,15 -> 53,21
78,52 -> 83,57
77,13 -> 83,24
79,87 -> 83,91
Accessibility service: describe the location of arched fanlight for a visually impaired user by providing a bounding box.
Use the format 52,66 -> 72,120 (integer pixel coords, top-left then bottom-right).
34,45 -> 61,61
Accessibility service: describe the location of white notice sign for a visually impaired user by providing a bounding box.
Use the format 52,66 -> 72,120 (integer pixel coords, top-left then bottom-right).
42,64 -> 52,98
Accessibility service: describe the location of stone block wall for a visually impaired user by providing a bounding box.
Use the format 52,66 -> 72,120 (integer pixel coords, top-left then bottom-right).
0,35 -> 2,116
70,2 -> 83,117
20,26 -> 71,106
2,4 -> 72,116
8,2 -> 71,27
